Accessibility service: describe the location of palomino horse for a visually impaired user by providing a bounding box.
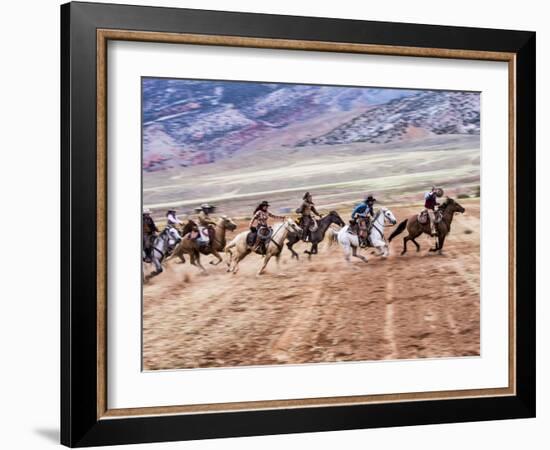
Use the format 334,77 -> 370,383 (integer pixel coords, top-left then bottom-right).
388,197 -> 465,255
168,216 -> 237,269
143,226 -> 181,280
286,210 -> 346,259
225,218 -> 302,275
333,207 -> 397,262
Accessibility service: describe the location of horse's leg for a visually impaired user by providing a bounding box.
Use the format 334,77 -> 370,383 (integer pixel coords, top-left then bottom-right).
352,245 -> 368,263
374,245 -> 386,257
225,247 -> 233,271
149,257 -> 163,277
312,243 -> 318,255
342,242 -> 351,262
209,249 -> 223,265
437,234 -> 446,255
411,238 -> 421,252
257,254 -> 271,275
286,241 -> 299,260
428,233 -> 439,252
190,252 -> 206,273
231,251 -> 248,274
178,253 -> 186,264
401,236 -> 409,255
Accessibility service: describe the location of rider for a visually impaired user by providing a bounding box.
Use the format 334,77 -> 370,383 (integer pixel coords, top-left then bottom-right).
196,203 -> 217,249
351,195 -> 376,247
166,208 -> 183,229
142,208 -> 158,262
424,186 -> 442,236
248,201 -> 285,254
296,191 -> 322,242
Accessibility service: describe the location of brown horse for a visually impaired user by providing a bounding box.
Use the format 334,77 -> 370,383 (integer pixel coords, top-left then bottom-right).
167,215 -> 237,268
388,198 -> 465,255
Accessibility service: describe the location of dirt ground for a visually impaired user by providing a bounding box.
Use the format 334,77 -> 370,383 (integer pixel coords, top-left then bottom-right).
143,199 -> 480,370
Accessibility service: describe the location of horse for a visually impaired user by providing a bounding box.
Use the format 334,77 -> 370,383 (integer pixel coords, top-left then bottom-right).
225,218 -> 302,275
286,210 -> 346,259
367,207 -> 398,257
143,226 -> 181,280
168,216 -> 237,269
388,197 -> 465,255
334,207 -> 397,262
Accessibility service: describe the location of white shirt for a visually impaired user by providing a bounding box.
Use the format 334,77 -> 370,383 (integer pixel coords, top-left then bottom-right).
166,213 -> 182,226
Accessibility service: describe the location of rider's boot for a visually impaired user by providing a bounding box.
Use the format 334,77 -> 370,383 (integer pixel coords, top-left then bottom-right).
252,237 -> 261,253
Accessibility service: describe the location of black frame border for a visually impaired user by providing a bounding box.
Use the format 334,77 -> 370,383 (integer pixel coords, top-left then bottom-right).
61,2 -> 535,447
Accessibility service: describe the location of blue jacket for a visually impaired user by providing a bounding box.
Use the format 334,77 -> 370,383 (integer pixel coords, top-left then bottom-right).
352,202 -> 374,219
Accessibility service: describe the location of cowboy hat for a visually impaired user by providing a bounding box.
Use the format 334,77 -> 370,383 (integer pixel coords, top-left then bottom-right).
143,208 -> 152,214
365,195 -> 377,202
259,200 -> 270,207
302,191 -> 312,200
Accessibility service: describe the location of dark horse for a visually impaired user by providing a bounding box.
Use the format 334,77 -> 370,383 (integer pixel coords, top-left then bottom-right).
388,198 -> 465,255
287,210 -> 346,259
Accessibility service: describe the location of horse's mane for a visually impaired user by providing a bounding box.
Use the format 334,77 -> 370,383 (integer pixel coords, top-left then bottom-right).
439,197 -> 455,210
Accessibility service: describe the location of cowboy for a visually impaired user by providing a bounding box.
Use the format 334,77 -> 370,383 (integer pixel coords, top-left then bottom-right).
142,208 -> 158,262
248,201 -> 285,254
424,186 -> 442,236
166,208 -> 183,229
351,195 -> 377,247
195,203 -> 217,249
296,191 -> 322,242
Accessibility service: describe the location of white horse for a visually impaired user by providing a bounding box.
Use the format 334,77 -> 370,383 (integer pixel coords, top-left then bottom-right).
368,207 -> 397,257
143,226 -> 182,279
225,218 -> 302,275
336,207 -> 397,262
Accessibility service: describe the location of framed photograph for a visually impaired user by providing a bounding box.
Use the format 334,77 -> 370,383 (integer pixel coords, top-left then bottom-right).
61,1 -> 535,447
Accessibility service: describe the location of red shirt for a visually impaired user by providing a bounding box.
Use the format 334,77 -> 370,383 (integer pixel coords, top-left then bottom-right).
424,192 -> 437,210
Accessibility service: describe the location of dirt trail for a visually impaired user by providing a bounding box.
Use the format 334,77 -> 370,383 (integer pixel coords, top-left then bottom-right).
143,200 -> 480,370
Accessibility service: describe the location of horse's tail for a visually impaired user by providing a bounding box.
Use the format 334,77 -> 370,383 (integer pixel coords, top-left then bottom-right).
323,227 -> 339,249
389,219 -> 408,242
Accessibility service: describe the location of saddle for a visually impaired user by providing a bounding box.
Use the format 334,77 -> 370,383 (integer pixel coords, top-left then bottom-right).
417,210 -> 429,225
418,210 -> 442,225
297,216 -> 318,232
246,226 -> 272,249
348,219 -> 370,247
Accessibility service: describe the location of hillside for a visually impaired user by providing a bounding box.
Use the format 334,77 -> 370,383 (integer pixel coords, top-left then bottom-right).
142,79 -> 419,171
297,91 -> 480,146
